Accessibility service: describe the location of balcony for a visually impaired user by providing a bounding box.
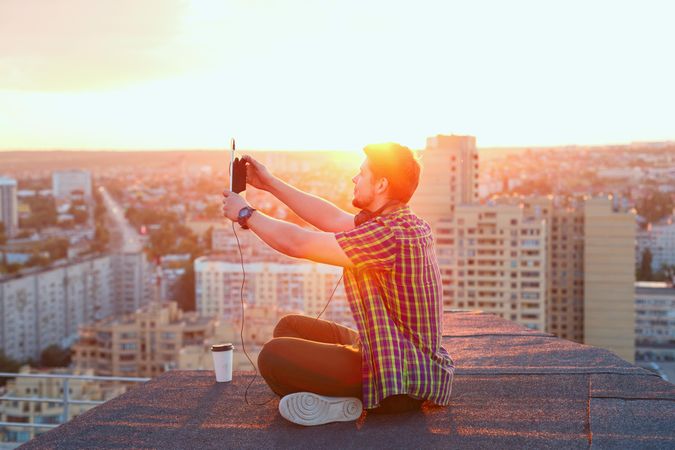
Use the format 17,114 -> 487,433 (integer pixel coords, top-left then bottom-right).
20,311 -> 675,449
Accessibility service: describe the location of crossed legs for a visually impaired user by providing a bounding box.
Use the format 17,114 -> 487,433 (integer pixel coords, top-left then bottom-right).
257,314 -> 362,399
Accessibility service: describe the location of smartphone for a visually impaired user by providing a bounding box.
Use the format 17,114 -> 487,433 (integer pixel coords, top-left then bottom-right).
229,138 -> 247,195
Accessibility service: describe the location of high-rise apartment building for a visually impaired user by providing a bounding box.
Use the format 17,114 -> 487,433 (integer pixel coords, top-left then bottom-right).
73,302 -> 217,378
51,170 -> 92,198
112,252 -> 155,315
636,217 -> 675,272
436,204 -> 547,331
411,134 -> 479,231
494,195 -> 636,362
584,197 -> 636,363
0,176 -> 18,237
0,255 -> 115,361
635,281 -> 675,363
518,196 -> 585,343
194,257 -> 352,327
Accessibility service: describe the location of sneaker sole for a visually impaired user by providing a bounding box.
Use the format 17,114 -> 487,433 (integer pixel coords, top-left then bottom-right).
279,392 -> 363,426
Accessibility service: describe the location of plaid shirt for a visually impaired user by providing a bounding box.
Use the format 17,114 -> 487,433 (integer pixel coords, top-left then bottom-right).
335,205 -> 455,409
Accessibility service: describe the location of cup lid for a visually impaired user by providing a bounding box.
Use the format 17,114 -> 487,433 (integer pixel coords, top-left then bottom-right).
211,343 -> 234,352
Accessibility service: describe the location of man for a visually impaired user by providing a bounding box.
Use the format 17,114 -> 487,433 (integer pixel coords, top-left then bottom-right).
221,143 -> 454,426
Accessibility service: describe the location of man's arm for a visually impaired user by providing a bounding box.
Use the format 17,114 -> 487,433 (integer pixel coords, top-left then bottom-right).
222,190 -> 353,267
247,210 -> 354,268
244,155 -> 354,233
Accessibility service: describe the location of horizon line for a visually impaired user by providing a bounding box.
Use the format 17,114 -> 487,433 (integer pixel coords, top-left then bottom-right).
2,138 -> 674,153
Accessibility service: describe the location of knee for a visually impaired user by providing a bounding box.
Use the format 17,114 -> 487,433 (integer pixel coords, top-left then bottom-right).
257,338 -> 284,378
273,313 -> 303,337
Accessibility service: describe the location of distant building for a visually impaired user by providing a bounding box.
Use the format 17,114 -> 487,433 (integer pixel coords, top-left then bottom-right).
519,196 -> 585,343
0,176 -> 18,237
178,305 -> 286,373
435,204 -> 547,331
194,257 -> 353,327
635,281 -> 675,363
211,227 -> 289,263
112,252 -> 155,315
584,197 -> 636,363
0,255 -> 115,362
411,134 -> 479,231
73,302 -> 218,378
636,217 -> 675,272
156,254 -> 190,302
52,170 -> 92,199
0,366 -> 125,445
488,196 -> 636,362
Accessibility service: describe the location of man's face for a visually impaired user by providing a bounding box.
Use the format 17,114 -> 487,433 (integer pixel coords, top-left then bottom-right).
351,159 -> 377,210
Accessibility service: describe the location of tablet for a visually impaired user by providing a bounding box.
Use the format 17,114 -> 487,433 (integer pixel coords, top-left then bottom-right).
229,138 -> 247,194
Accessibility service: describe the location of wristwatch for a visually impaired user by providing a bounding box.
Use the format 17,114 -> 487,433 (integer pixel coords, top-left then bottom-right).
237,206 -> 256,229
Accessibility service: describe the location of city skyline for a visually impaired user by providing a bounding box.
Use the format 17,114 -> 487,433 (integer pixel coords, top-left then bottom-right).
2,0 -> 675,151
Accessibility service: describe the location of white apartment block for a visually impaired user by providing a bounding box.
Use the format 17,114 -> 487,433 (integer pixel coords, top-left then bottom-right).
635,282 -> 675,363
436,204 -> 547,331
0,255 -> 115,361
52,170 -> 92,198
636,217 -> 675,272
194,257 -> 353,327
411,134 -> 479,231
112,252 -> 155,315
0,176 -> 19,237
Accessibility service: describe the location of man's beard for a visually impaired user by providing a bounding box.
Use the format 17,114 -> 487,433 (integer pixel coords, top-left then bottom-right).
352,191 -> 373,210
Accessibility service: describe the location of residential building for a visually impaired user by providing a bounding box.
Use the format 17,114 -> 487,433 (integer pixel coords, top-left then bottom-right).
0,255 -> 115,362
51,170 -> 92,199
635,281 -> 675,362
519,196 -> 585,343
72,302 -> 218,378
211,227 -> 290,263
435,204 -> 547,331
0,366 -> 125,445
636,217 -> 675,272
584,197 -> 636,363
194,257 -> 352,327
411,134 -> 479,231
112,252 -> 154,315
156,254 -> 190,303
0,176 -> 18,237
490,195 -> 637,362
178,305 -> 289,372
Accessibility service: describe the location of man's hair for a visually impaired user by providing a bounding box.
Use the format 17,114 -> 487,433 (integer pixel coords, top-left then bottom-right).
363,142 -> 421,204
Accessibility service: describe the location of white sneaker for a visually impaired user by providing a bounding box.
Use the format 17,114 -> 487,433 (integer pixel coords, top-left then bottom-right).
279,392 -> 363,426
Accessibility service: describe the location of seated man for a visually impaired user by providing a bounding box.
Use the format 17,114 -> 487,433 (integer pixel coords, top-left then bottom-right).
222,143 -> 455,426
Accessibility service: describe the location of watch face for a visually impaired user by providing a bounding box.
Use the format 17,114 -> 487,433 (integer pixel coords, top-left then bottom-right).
238,207 -> 251,219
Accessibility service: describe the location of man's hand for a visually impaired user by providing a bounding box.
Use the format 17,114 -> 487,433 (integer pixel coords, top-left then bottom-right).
222,190 -> 249,222
243,155 -> 274,191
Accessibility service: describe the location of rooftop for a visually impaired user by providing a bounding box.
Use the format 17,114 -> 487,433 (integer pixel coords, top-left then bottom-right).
22,311 -> 675,449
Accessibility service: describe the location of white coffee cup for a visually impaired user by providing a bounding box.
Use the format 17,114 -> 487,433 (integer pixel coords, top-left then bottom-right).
211,343 -> 234,382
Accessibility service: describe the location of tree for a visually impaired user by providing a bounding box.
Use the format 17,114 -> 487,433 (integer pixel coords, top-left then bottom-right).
637,191 -> 674,224
40,345 -> 72,368
0,350 -> 21,386
172,264 -> 196,312
637,248 -> 654,281
19,195 -> 57,230
91,223 -> 110,253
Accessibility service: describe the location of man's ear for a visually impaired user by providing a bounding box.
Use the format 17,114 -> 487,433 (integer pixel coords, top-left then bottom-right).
376,177 -> 389,195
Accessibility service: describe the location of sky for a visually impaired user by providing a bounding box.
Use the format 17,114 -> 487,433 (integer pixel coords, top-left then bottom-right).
1,0 -> 674,151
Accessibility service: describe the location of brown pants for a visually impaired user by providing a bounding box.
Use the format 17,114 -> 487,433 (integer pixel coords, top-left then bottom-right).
258,314 -> 423,413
